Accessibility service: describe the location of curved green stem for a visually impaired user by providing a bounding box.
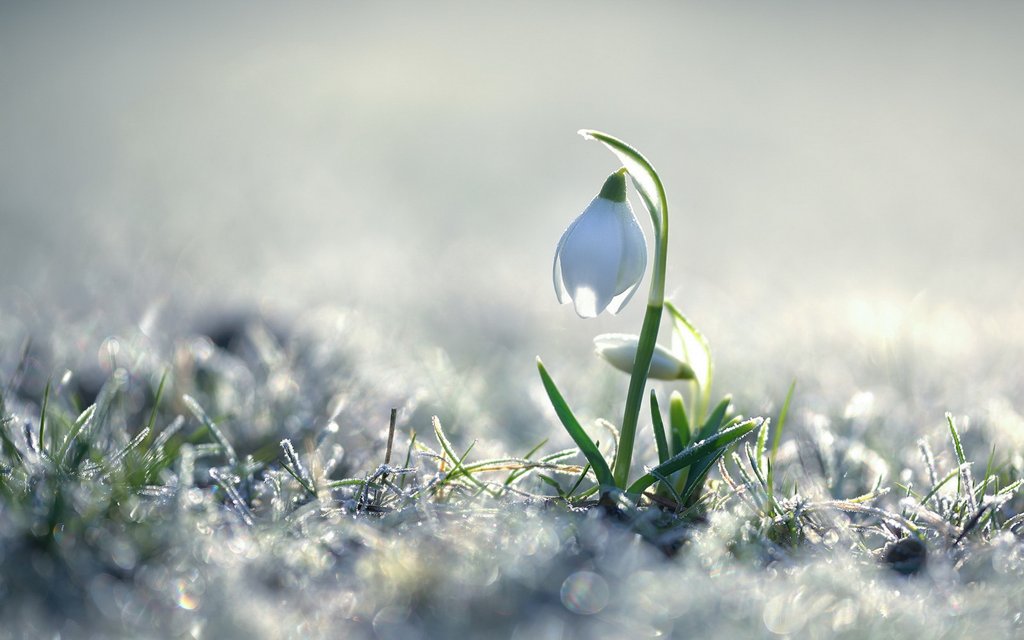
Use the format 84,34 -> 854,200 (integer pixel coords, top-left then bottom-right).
580,130 -> 670,488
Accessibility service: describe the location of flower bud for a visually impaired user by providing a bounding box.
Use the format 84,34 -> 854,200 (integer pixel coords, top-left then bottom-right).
593,333 -> 695,381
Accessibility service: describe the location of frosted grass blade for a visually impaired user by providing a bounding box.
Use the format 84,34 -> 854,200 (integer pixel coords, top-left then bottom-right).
183,394 -> 238,467
627,417 -> 762,495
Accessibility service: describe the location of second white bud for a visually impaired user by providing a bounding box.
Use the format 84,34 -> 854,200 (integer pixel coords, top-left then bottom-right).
593,333 -> 695,381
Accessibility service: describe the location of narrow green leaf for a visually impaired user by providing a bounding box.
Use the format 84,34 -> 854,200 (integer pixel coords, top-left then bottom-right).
281,460 -> 316,496
501,448 -> 577,487
766,381 -> 795,513
650,390 -> 670,464
325,477 -> 368,489
746,439 -> 774,495
433,416 -> 490,496
279,439 -> 316,496
502,438 -> 549,486
144,369 -> 170,449
434,418 -> 475,472
464,453 -> 567,474
680,448 -> 729,506
628,417 -> 763,495
665,302 -> 712,405
997,479 -> 1024,497
681,422 -> 745,503
522,438 -> 548,461
669,390 -> 690,454
648,466 -> 684,506
104,427 -> 150,473
977,443 -> 997,503
947,412 -> 970,499
537,474 -> 565,497
919,468 -> 960,507
565,463 -> 591,500
947,412 -> 967,466
399,430 -> 417,490
676,412 -> 744,499
38,379 -> 51,454
54,374 -> 120,467
57,404 -> 96,465
536,358 -> 615,488
696,395 -> 732,442
755,417 -> 769,473
770,380 -> 796,461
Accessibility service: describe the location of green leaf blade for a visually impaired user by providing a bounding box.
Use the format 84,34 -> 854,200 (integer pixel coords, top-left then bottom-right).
627,417 -> 763,495
668,390 -> 690,453
536,358 -> 615,488
665,302 -> 712,399
650,390 -> 670,464
696,395 -> 732,442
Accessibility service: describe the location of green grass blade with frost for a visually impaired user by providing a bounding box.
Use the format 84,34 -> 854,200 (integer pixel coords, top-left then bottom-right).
628,417 -> 763,495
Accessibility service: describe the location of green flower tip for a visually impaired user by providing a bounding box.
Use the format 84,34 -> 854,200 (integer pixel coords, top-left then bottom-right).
597,170 -> 628,203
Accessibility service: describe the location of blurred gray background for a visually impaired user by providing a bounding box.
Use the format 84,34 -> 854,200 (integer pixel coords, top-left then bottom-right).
2,1 -> 1022,370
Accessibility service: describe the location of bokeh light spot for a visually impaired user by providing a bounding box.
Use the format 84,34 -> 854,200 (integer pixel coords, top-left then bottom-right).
560,571 -> 609,616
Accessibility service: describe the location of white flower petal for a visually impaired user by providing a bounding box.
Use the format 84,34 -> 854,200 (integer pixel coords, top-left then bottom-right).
553,252 -> 570,304
605,203 -> 647,314
553,214 -> 585,304
605,279 -> 643,315
613,201 -> 647,296
557,197 -> 624,318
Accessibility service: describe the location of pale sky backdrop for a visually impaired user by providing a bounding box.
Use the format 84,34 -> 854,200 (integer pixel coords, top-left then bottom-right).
2,2 -> 1022,365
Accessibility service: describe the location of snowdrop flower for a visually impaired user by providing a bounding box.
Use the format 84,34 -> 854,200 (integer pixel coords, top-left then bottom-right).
553,171 -> 647,318
593,333 -> 695,381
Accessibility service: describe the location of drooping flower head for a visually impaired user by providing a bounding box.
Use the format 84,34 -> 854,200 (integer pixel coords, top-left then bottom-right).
553,171 -> 647,318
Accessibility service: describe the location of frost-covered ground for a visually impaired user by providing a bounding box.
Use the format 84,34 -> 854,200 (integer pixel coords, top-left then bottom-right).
2,289 -> 1023,639
3,2 -> 1024,638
